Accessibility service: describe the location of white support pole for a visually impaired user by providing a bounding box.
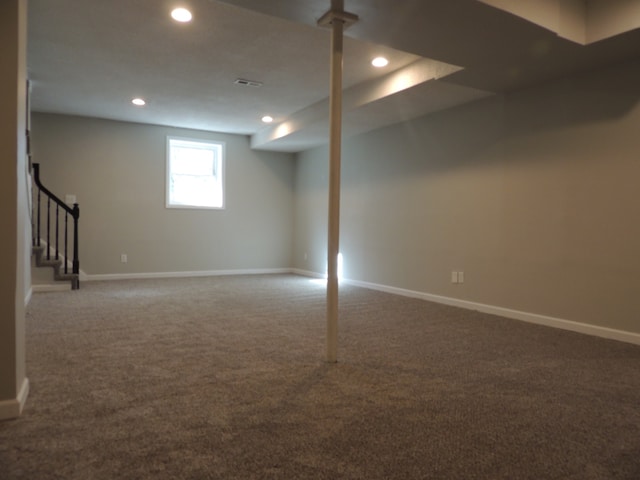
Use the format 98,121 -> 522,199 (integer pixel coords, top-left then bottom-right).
318,1 -> 357,364
326,0 -> 344,364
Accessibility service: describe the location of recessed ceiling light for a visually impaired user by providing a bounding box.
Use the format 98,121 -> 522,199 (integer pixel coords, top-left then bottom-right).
132,98 -> 146,106
262,115 -> 274,124
171,7 -> 192,23
372,56 -> 389,68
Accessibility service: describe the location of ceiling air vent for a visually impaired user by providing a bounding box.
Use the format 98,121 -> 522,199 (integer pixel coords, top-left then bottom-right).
234,78 -> 263,88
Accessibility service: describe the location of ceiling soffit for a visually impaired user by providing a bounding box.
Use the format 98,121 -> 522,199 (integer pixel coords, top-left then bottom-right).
479,0 -> 640,45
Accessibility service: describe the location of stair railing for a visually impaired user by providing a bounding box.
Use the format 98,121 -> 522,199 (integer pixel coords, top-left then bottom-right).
32,163 -> 80,287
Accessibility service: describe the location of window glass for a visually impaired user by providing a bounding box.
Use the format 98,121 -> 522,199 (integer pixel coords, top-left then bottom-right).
166,137 -> 224,209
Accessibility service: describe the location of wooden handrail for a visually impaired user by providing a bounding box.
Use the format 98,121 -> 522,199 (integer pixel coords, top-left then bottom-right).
32,164 -> 77,217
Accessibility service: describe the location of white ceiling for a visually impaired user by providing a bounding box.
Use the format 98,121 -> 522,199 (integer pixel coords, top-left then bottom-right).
27,0 -> 640,152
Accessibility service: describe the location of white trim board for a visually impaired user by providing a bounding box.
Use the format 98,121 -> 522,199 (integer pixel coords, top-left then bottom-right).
85,268 -> 292,282
0,378 -> 29,421
294,270 -> 640,346
291,268 -> 326,279
32,283 -> 72,293
24,287 -> 33,306
347,278 -> 640,346
56,267 -> 640,346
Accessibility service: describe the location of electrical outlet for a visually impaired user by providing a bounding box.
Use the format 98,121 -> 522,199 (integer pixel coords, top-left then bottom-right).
120,254 -> 128,263
451,271 -> 458,284
458,271 -> 464,283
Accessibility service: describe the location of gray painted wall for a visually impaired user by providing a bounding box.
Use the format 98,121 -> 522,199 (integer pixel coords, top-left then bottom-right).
31,114 -> 295,276
294,60 -> 640,335
28,61 -> 640,338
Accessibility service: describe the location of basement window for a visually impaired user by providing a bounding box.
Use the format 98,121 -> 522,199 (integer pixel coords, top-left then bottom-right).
166,137 -> 225,209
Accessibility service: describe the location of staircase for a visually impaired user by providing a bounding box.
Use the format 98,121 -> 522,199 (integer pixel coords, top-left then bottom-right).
32,244 -> 79,290
31,163 -> 80,290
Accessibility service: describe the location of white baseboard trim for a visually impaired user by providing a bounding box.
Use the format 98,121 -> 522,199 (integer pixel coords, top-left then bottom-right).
292,269 -> 640,346
32,283 -> 72,293
32,264 -> 640,346
342,277 -> 640,346
0,378 -> 29,421
24,287 -> 33,306
85,268 -> 293,282
291,268 -> 326,279
17,377 -> 29,414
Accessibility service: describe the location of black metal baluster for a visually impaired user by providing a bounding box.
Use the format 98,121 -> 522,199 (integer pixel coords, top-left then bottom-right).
55,204 -> 60,260
31,181 -> 36,247
37,188 -> 41,247
46,197 -> 51,260
64,213 -> 68,274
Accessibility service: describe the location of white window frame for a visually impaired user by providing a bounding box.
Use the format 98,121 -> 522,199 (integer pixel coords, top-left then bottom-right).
166,136 -> 225,210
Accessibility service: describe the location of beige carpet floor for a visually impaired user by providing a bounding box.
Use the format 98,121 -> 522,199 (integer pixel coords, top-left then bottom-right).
1,274 -> 639,479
